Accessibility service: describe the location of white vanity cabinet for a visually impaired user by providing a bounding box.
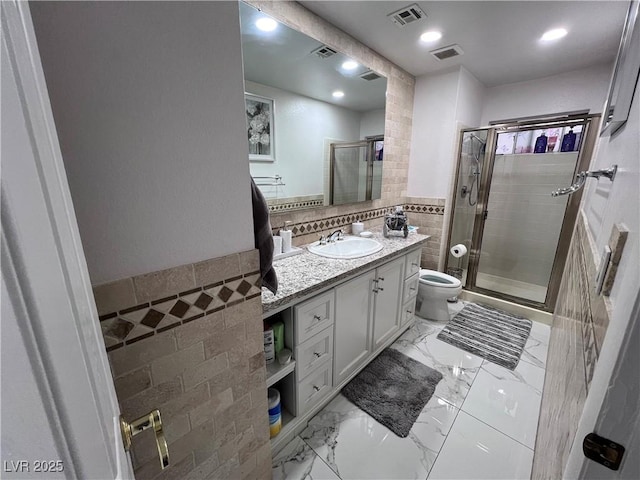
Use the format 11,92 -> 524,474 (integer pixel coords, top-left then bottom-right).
293,291 -> 335,415
371,256 -> 404,350
333,269 -> 376,386
266,246 -> 423,453
333,254 -> 408,387
401,254 -> 420,327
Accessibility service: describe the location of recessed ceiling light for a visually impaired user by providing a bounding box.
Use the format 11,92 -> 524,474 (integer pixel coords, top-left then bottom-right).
342,60 -> 359,70
420,31 -> 442,42
541,28 -> 567,41
332,91 -> 345,98
256,17 -> 278,32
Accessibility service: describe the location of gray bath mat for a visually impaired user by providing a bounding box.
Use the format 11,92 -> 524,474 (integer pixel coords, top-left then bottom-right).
341,348 -> 443,438
437,303 -> 532,370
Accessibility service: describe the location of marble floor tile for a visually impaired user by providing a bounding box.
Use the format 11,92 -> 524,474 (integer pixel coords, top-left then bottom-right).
461,360 -> 545,449
301,394 -> 459,480
272,436 -> 339,480
428,411 -> 534,479
392,318 -> 484,407
520,321 -> 551,369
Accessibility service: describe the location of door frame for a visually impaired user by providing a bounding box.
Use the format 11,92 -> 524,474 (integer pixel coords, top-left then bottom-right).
445,113 -> 599,311
2,1 -> 133,477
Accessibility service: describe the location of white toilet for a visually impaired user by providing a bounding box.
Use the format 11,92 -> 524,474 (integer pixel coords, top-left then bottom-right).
416,269 -> 463,321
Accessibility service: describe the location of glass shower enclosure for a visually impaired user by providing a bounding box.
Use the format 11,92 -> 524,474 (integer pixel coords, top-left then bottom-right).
330,136 -> 383,205
446,114 -> 598,311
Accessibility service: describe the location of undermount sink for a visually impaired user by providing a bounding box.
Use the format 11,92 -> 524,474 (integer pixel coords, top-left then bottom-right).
308,236 -> 383,259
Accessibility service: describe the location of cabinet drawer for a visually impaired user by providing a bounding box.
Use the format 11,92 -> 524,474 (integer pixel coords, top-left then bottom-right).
294,291 -> 334,344
403,273 -> 419,303
297,362 -> 333,415
296,326 -> 333,380
405,249 -> 422,279
401,298 -> 416,326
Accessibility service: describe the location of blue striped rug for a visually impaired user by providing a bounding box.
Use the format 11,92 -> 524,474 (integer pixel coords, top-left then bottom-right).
436,303 -> 532,370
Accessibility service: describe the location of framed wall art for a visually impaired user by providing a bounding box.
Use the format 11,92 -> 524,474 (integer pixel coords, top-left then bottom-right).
245,93 -> 275,161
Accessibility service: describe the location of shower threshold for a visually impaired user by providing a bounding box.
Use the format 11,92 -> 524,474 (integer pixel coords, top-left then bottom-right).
459,290 -> 552,325
476,272 -> 547,303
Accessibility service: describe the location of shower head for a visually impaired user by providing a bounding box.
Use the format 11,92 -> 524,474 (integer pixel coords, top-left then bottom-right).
469,132 -> 486,145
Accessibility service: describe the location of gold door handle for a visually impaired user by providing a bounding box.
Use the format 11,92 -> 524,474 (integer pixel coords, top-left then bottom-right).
120,409 -> 169,469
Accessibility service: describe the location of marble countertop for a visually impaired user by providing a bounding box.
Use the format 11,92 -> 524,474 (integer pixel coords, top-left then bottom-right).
262,227 -> 430,314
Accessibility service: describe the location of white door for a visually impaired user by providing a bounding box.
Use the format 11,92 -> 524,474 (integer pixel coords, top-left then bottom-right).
333,270 -> 375,386
1,2 -> 134,478
372,257 -> 404,350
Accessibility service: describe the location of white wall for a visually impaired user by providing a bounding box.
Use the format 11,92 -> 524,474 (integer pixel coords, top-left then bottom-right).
565,68 -> 640,479
408,66 -> 485,199
246,81 -> 361,199
407,69 -> 461,198
30,2 -> 253,285
360,109 -> 386,139
456,67 -> 486,128
480,63 -> 613,125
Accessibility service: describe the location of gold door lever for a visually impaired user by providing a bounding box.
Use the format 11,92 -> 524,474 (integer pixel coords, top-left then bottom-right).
120,409 -> 169,469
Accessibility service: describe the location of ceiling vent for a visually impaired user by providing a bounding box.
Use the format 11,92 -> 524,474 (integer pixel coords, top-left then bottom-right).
388,4 -> 427,27
360,70 -> 382,81
430,44 -> 464,61
311,45 -> 338,59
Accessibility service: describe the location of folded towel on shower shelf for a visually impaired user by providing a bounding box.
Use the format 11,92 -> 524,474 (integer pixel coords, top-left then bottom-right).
251,177 -> 278,294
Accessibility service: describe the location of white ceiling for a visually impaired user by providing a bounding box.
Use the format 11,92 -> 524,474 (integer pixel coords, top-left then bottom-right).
299,1 -> 630,87
240,1 -> 388,111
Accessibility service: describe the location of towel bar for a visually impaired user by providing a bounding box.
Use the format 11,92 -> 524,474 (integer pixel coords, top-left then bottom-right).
551,165 -> 617,197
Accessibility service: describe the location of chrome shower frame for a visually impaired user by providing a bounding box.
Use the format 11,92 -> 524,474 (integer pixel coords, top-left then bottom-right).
445,113 -> 600,312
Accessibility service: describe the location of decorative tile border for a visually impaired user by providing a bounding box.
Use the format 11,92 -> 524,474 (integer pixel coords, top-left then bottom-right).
100,271 -> 262,351
404,203 -> 445,215
273,206 -> 394,237
267,197 -> 324,213
273,203 -> 445,238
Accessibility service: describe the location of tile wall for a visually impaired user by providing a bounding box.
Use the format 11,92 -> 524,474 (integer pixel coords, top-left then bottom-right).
93,250 -> 270,480
269,198 -> 446,268
404,198 -> 446,269
479,152 -> 578,288
532,212 -> 610,478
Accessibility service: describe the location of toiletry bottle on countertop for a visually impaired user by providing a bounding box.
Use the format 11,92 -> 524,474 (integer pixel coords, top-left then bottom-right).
280,221 -> 292,253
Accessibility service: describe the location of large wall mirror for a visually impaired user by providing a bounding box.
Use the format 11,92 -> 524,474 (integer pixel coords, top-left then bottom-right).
239,2 -> 388,211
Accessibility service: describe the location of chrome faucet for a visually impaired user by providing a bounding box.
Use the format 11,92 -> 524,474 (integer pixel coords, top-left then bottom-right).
328,229 -> 344,243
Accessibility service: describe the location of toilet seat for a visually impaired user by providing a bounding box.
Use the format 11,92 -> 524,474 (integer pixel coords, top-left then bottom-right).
419,269 -> 461,289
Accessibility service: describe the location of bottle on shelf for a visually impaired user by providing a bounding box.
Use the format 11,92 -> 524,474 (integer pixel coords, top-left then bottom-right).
561,128 -> 577,152
534,132 -> 548,153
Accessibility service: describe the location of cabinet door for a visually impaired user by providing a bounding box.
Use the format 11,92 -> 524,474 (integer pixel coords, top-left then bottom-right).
333,270 -> 375,386
372,256 -> 404,351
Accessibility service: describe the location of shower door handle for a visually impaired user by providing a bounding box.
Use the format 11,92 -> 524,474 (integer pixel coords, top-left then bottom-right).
483,210 -> 488,220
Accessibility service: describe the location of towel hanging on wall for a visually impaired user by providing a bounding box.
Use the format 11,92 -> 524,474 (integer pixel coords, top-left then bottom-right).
251,177 -> 278,294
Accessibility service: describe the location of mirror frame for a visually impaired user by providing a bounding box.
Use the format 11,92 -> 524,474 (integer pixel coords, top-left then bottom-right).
601,0 -> 640,136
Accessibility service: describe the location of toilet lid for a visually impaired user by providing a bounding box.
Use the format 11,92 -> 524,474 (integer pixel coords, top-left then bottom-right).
419,271 -> 461,288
